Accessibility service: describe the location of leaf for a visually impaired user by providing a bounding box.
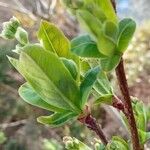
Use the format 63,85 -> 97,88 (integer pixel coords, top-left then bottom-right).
94,94 -> 113,105
37,111 -> 77,127
138,129 -> 150,145
9,44 -> 82,113
106,136 -> 129,150
84,3 -> 107,22
93,0 -> 118,24
19,82 -> 65,112
132,99 -> 147,131
100,54 -> 121,72
60,57 -> 78,80
103,21 -> 118,42
77,10 -> 102,38
80,60 -> 91,76
80,66 -> 100,107
94,71 -> 112,95
117,18 -> 136,52
71,34 -> 105,58
97,32 -> 116,57
37,20 -> 70,57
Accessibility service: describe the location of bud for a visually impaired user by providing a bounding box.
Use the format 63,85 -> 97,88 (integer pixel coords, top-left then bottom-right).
15,27 -> 29,45
0,17 -> 20,39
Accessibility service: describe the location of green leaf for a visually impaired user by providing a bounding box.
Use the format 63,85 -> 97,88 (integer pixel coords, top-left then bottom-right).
71,34 -> 105,58
80,66 -> 100,107
100,54 -> 121,72
132,99 -> 147,131
37,111 -> 77,127
138,129 -> 150,145
80,60 -> 91,76
37,20 -> 70,57
103,21 -> 118,42
84,3 -> 107,22
19,82 -> 65,112
97,32 -> 116,57
117,18 -> 136,52
94,71 -> 112,95
85,0 -> 118,24
60,57 -> 78,80
9,44 -> 82,113
15,27 -> 29,45
77,10 -> 102,38
94,94 -> 113,105
106,136 -> 129,150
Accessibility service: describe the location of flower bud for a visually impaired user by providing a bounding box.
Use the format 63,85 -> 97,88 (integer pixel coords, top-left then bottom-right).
1,17 -> 20,39
15,27 -> 29,45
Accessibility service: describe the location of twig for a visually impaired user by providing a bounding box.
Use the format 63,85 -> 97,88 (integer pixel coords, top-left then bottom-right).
115,58 -> 141,150
78,107 -> 108,145
0,119 -> 27,129
110,1 -> 141,149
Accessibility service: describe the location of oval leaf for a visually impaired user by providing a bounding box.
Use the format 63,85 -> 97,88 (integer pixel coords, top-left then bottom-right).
117,18 -> 136,52
71,34 -> 105,58
37,111 -> 77,127
100,54 -> 121,72
19,82 -> 65,112
80,66 -> 100,107
61,57 -> 78,80
12,44 -> 82,113
77,10 -> 102,38
37,20 -> 70,57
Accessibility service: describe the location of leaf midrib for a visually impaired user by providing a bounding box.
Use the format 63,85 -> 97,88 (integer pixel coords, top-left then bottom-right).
41,23 -> 56,54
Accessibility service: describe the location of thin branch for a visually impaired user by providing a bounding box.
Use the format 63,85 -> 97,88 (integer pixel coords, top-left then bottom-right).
78,108 -> 108,145
115,58 -> 141,150
0,119 -> 27,129
110,0 -> 141,149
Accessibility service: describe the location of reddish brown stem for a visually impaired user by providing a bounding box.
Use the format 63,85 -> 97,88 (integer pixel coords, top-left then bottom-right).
115,58 -> 141,150
78,114 -> 108,145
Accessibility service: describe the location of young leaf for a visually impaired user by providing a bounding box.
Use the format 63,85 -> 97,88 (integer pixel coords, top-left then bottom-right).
106,136 -> 129,150
100,54 -> 121,72
37,111 -> 77,127
138,129 -> 150,145
71,34 -> 105,58
132,99 -> 147,131
77,10 -> 102,38
84,3 -> 107,22
85,0 -> 118,24
80,66 -> 100,107
19,82 -> 65,112
10,44 -> 82,113
37,20 -> 70,57
94,71 -> 112,95
60,57 -> 78,80
94,94 -> 113,105
117,18 -> 136,52
97,31 -> 116,57
103,21 -> 118,42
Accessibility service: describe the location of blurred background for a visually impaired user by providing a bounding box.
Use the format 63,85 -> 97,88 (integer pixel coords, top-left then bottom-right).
0,0 -> 150,149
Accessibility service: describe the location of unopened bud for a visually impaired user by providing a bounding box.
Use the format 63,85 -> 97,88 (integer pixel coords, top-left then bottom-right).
1,17 -> 20,39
